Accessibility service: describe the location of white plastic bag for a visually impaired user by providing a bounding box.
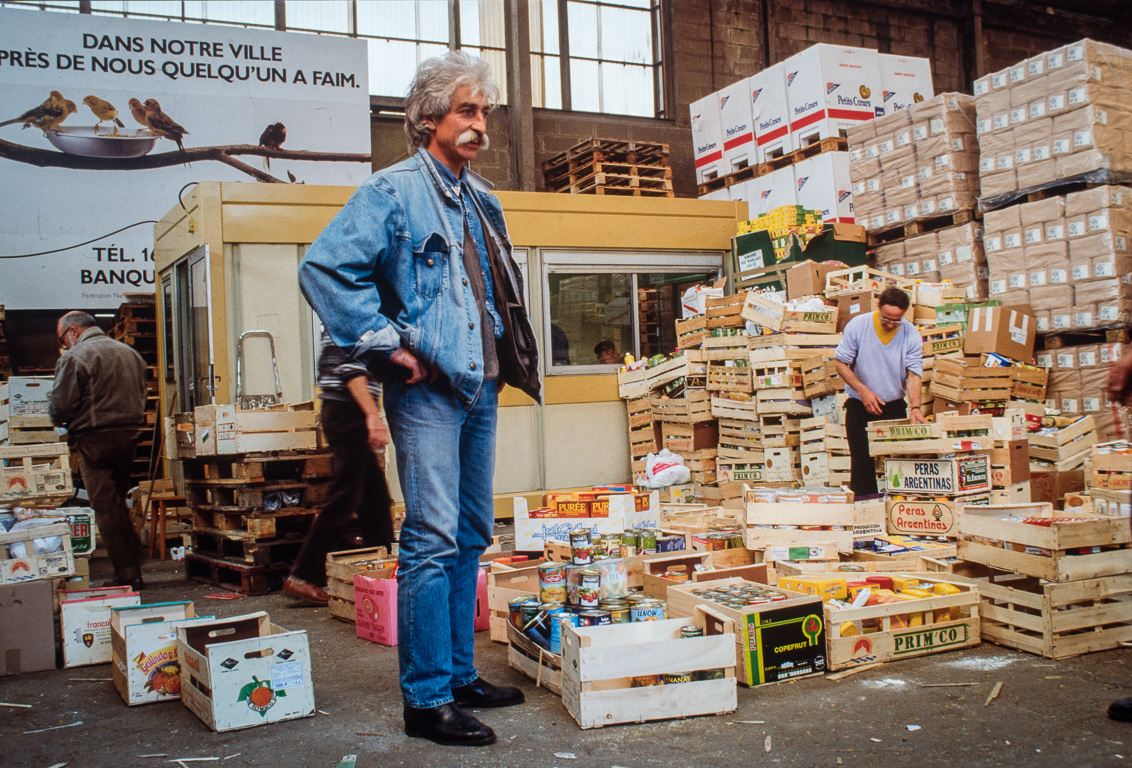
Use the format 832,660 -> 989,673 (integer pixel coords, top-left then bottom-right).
680,284 -> 724,318
644,449 -> 692,488
7,517 -> 64,558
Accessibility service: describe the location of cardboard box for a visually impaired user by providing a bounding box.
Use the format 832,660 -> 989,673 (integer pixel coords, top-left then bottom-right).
691,93 -> 725,183
794,151 -> 855,223
111,602 -> 214,706
719,77 -> 756,172
878,53 -> 935,114
964,306 -> 1036,361
752,62 -> 793,162
0,521 -> 75,584
786,260 -> 842,301
7,376 -> 54,428
1029,469 -> 1085,505
511,492 -> 660,551
0,580 -> 55,676
785,44 -> 881,147
354,568 -> 397,646
178,612 -> 316,732
60,587 -> 141,667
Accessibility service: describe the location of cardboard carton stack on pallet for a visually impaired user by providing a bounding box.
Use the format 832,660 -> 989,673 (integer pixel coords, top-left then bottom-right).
1036,338 -> 1125,436
974,40 -> 1132,207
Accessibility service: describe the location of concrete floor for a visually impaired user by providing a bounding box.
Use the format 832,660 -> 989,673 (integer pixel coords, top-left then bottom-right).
2,549 -> 1131,768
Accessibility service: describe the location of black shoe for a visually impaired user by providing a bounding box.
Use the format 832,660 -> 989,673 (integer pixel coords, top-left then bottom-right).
403,702 -> 496,746
101,578 -> 144,591
1109,697 -> 1132,722
452,676 -> 525,709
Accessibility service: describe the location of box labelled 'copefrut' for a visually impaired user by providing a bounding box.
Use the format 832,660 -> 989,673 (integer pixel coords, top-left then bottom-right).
178,612 -> 315,733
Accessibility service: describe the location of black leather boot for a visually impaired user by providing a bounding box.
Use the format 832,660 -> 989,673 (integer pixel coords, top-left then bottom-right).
452,676 -> 525,708
403,702 -> 496,746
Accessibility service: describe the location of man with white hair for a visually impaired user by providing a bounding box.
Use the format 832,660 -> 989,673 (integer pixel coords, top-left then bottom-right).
300,51 -> 539,747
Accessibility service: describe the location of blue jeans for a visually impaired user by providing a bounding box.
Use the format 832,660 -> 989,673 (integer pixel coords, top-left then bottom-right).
385,378 -> 498,709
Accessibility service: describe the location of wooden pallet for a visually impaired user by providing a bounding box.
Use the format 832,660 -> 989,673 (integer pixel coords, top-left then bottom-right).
190,506 -> 319,539
542,138 -> 669,177
184,551 -> 283,596
866,208 -> 979,247
978,170 -> 1132,214
189,530 -> 305,567
182,450 -> 332,482
186,480 -> 330,513
546,160 -> 671,190
696,137 -> 849,197
1038,325 -> 1132,349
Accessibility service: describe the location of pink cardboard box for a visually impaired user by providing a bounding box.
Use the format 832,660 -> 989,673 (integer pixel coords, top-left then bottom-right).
355,569 -> 397,646
475,567 -> 488,633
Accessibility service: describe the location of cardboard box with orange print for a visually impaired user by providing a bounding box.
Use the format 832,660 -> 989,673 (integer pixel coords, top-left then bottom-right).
111,602 -> 215,706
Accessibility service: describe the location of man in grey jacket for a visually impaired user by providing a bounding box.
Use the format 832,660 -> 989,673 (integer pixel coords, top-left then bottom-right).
49,310 -> 147,589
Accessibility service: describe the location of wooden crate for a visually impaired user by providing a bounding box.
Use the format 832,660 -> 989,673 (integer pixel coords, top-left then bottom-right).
920,325 -> 965,357
710,395 -> 758,421
1028,416 -> 1097,463
800,421 -> 848,454
750,359 -> 801,390
660,421 -> 718,453
192,402 -> 319,456
823,574 -> 981,670
885,495 -> 990,538
867,413 -> 993,456
646,356 -> 691,393
953,564 -> 1132,659
1010,366 -> 1048,401
930,357 -> 1013,402
799,452 -> 851,486
1090,446 -> 1132,491
754,387 -> 810,416
675,315 -> 708,349
703,335 -> 752,393
629,423 -> 657,459
800,357 -> 843,399
763,446 -> 800,483
666,578 -> 826,686
506,621 -> 563,695
617,365 -> 651,399
650,390 -> 712,424
745,498 -> 856,551
0,521 -> 75,583
717,419 -> 765,459
717,460 -> 765,484
740,292 -> 837,333
748,333 -> 840,364
0,442 -> 72,509
325,547 -> 394,622
487,561 -> 543,644
824,266 -> 912,298
704,293 -> 747,329
957,502 -> 1132,582
560,609 -> 737,729
625,396 -> 652,429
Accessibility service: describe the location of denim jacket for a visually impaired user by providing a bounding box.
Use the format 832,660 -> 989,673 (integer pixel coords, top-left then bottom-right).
299,149 -> 521,408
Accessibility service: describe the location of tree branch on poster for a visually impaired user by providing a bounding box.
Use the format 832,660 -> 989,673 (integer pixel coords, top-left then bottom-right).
0,137 -> 371,183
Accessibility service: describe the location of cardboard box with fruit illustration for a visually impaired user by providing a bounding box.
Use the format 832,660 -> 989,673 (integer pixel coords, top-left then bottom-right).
177,612 -> 315,732
111,602 -> 215,706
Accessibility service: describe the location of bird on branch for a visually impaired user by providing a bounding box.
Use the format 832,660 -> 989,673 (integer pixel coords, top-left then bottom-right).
0,90 -> 74,131
83,95 -> 125,133
128,97 -> 150,130
143,98 -> 189,160
258,122 -> 286,169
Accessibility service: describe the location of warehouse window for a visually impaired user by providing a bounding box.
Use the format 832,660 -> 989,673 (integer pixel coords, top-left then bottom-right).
89,1 -> 275,27
530,0 -> 663,117
543,251 -> 720,373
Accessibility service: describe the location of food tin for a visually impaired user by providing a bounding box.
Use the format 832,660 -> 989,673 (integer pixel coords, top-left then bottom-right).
569,529 -> 593,565
538,562 -> 567,604
577,568 -> 601,608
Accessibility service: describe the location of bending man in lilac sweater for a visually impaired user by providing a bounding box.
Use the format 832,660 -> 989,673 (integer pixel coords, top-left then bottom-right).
834,286 -> 926,496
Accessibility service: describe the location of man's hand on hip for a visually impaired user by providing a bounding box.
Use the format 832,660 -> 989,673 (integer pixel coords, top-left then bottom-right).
390,347 -> 433,385
860,388 -> 886,416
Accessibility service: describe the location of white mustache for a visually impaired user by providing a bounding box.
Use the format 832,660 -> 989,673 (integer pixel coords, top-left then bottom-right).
457,129 -> 489,151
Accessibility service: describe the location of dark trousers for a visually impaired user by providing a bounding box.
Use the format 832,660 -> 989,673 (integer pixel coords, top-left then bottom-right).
290,399 -> 395,585
73,429 -> 142,583
845,397 -> 908,497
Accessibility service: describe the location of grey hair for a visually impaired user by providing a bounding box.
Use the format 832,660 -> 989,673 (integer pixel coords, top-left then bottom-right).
59,310 -> 96,332
404,50 -> 499,152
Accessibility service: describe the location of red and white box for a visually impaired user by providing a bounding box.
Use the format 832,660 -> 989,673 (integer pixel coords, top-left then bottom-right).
751,62 -> 793,162
719,77 -> 756,172
794,151 -> 855,223
690,93 -> 725,183
60,586 -> 140,668
749,166 -> 799,217
355,568 -> 397,646
785,44 -> 881,147
878,53 -> 934,115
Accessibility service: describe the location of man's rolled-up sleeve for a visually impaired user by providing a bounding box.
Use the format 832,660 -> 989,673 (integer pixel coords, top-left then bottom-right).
835,322 -> 858,365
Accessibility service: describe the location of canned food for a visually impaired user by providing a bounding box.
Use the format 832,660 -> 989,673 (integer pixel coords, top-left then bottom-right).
621,531 -> 638,557
640,530 -> 657,555
630,675 -> 659,687
602,534 -> 623,558
657,534 -> 684,553
660,672 -> 693,684
538,562 -> 567,604
680,625 -> 704,638
577,568 -> 601,608
570,529 -> 593,565
519,601 -> 542,631
630,599 -> 666,622
509,595 -> 539,628
579,609 -> 612,626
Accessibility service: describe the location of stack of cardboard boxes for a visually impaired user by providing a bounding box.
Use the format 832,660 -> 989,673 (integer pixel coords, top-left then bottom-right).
872,222 -> 989,300
974,40 -> 1132,205
849,93 -> 980,232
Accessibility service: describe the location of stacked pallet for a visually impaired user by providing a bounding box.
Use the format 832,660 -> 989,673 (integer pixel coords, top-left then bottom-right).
182,449 -> 332,595
110,296 -> 159,485
543,139 -> 672,198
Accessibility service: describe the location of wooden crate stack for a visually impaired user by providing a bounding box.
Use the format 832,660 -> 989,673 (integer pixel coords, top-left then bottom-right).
1084,441 -> 1132,517
543,138 -> 672,198
181,449 -> 332,595
1028,415 -> 1098,474
325,546 -> 395,623
953,502 -> 1132,659
110,296 -> 159,486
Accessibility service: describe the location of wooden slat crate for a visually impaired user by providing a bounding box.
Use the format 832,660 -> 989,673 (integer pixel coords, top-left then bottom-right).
800,357 -> 843,399
660,421 -> 718,454
629,423 -> 658,459
560,609 -> 737,728
749,333 -> 840,364
824,266 -> 913,298
650,390 -> 713,424
0,443 -> 72,509
617,365 -> 651,399
957,502 -> 1132,582
867,413 -> 994,456
1010,366 -> 1048,401
0,521 -> 74,584
717,419 -> 765,459
0,381 -> 8,445
675,315 -> 708,349
799,452 -> 851,486
800,421 -> 848,454
930,357 -> 1013,402
750,360 -> 802,390
507,621 -> 563,695
951,562 -> 1132,659
744,497 -> 854,551
740,292 -> 837,333
326,547 -> 394,622
755,387 -> 811,416
920,325 -> 965,357
683,448 -> 718,485
1090,444 -> 1131,491
710,395 -> 758,421
706,361 -> 752,394
1029,416 -> 1097,464
626,396 -> 652,429
646,355 -> 691,393
763,446 -> 799,483
822,573 -> 981,670
704,294 -> 748,330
